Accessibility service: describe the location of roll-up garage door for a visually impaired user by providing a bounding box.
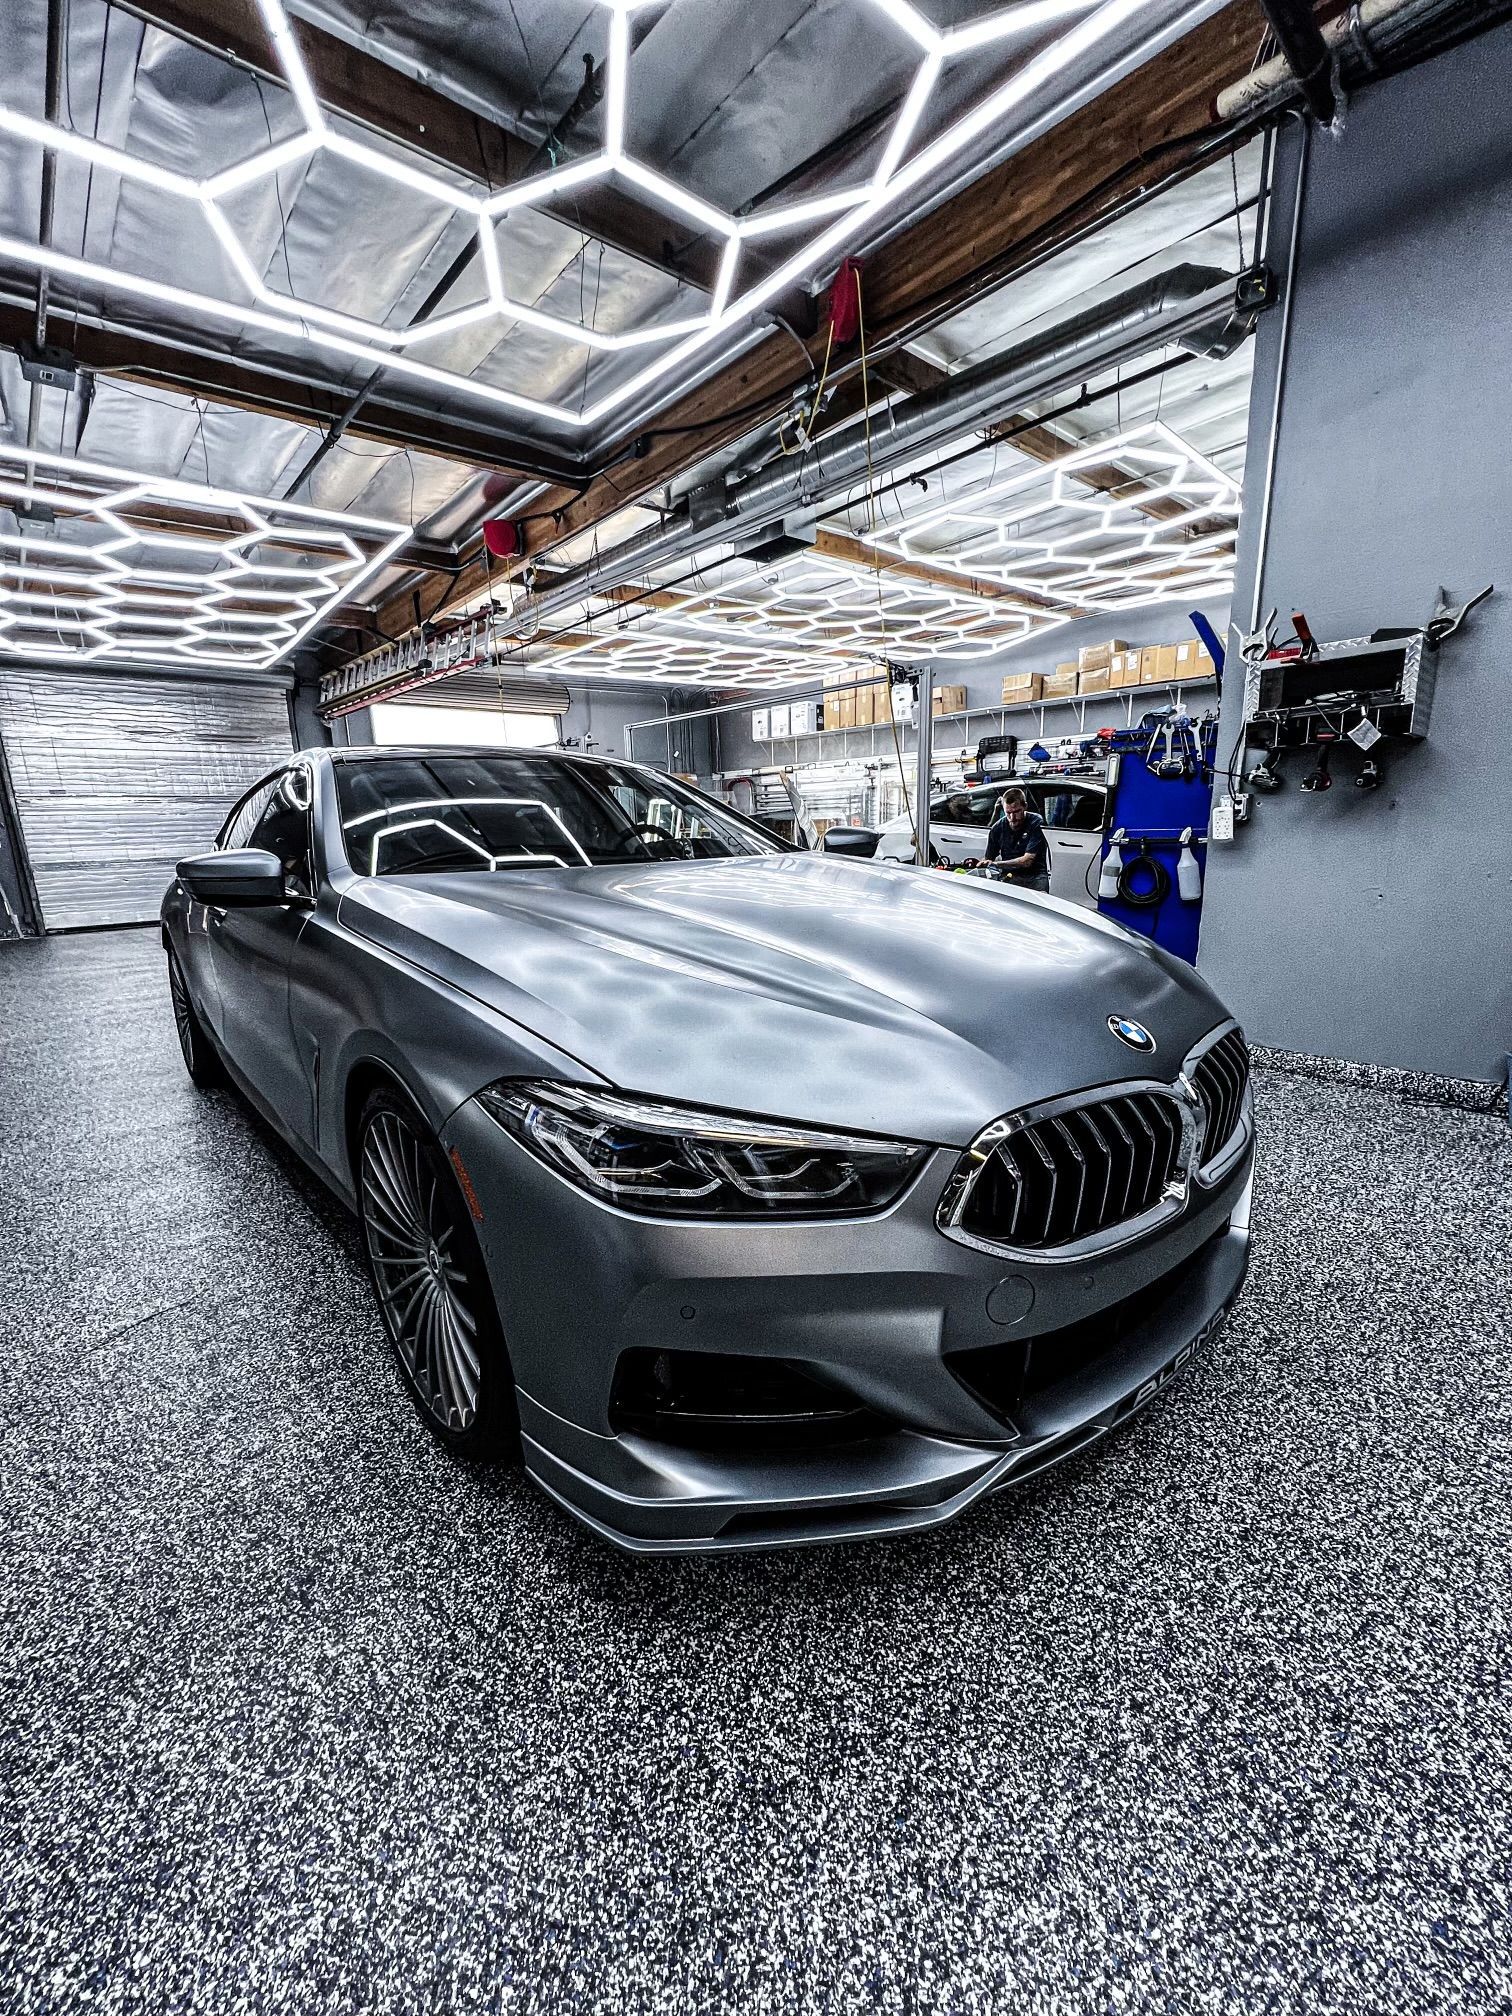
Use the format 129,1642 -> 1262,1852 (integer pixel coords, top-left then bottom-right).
395,671 -> 570,713
0,668 -> 293,930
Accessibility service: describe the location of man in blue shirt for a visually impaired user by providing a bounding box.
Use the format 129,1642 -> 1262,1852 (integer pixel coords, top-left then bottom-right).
985,787 -> 1050,891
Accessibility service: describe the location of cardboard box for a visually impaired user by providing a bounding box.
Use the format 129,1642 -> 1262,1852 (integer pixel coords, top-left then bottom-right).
788,699 -> 817,737
750,707 -> 769,742
1001,673 -> 1044,706
768,703 -> 790,737
1077,666 -> 1111,695
1054,661 -> 1077,681
1077,638 -> 1129,675
1041,666 -> 1079,700
1142,643 -> 1179,685
932,683 -> 967,716
1109,651 -> 1142,690
873,680 -> 892,725
830,689 -> 855,729
853,681 -> 875,727
1172,640 -> 1218,686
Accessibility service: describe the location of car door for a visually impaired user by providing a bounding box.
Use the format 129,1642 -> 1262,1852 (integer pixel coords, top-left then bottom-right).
205,766 -> 317,1139
930,787 -> 996,862
181,772 -> 280,1037
1031,783 -> 1107,907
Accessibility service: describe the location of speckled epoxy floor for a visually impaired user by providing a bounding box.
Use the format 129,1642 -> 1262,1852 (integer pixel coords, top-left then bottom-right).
2,929 -> 1509,2016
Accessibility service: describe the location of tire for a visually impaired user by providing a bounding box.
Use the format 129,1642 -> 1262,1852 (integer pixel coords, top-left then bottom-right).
355,1084 -> 517,1459
167,947 -> 224,1088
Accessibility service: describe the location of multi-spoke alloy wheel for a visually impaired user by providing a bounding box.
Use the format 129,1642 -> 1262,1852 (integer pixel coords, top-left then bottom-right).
357,1092 -> 511,1452
166,949 -> 222,1086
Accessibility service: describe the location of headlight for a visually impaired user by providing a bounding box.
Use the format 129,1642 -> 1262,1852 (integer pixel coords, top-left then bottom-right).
478,1081 -> 927,1219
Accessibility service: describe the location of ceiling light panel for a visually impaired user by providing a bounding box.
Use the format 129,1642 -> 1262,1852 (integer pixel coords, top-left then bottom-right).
534,627 -> 850,691
861,422 -> 1241,613
0,0 -> 1212,434
0,445 -> 408,670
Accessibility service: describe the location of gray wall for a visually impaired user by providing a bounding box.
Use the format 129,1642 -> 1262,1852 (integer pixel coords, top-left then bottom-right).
563,684 -> 720,772
1198,30 -> 1512,1087
716,595 -> 1228,774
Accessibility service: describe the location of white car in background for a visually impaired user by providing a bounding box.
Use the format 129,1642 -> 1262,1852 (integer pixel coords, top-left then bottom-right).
874,778 -> 1107,907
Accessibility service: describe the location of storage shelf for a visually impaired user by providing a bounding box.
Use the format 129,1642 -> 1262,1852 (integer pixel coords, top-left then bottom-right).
747,677 -> 1218,761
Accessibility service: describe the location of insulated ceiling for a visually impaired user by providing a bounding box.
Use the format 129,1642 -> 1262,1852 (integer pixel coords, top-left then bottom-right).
0,0 -> 1230,458
1,0 -> 1251,678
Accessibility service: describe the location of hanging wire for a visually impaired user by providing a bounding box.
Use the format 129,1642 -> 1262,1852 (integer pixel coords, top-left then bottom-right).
1230,144 -> 1248,266
252,75 -> 299,297
856,273 -> 919,859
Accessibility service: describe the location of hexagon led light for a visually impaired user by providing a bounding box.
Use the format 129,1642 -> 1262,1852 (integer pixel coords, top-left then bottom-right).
0,0 -> 1197,431
861,421 -> 1241,611
635,549 -> 1061,658
514,543 -> 1061,690
540,623 -> 854,691
0,444 -> 409,669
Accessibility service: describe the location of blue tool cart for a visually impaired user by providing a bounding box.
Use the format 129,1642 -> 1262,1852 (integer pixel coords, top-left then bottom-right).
1092,713 -> 1219,966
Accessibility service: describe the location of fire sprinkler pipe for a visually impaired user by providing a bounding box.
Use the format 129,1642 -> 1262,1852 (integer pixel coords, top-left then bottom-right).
1255,0 -> 1340,124
1215,0 -> 1474,123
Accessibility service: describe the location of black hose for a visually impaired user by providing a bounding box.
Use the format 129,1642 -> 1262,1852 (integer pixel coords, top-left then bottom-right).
1117,847 -> 1171,910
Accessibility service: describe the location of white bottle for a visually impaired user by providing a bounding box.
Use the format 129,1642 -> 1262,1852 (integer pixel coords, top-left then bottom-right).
1177,826 -> 1202,903
1098,828 -> 1125,902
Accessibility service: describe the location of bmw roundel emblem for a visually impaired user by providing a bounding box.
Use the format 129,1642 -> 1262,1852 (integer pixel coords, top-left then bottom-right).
1107,1014 -> 1156,1053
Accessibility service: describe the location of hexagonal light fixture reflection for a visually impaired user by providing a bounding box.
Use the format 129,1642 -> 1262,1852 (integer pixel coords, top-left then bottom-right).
0,444 -> 408,668
0,0 -> 1195,431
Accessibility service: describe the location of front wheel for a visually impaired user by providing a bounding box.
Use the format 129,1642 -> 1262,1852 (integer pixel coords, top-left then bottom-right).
356,1087 -> 516,1458
167,947 -> 223,1087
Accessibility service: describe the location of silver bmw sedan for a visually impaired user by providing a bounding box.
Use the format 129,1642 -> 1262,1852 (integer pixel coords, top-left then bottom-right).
162,745 -> 1253,1553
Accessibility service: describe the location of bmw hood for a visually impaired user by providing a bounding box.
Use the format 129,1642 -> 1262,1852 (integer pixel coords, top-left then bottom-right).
340,854 -> 1233,1146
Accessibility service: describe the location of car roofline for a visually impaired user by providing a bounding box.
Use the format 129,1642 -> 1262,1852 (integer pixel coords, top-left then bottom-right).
325,745 -> 625,767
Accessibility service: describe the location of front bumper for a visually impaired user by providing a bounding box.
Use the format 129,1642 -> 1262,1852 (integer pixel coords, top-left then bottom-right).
442,1097 -> 1253,1554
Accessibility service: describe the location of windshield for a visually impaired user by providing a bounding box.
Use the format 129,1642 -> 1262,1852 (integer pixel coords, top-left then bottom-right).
333,752 -> 784,876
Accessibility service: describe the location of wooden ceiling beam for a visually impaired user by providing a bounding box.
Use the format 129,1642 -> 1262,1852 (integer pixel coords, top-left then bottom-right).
376,3 -> 1258,640
810,526 -> 1064,613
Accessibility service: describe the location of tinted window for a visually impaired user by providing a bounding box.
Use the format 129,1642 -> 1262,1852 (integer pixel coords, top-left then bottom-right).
219,776 -> 278,850
1038,786 -> 1104,832
936,790 -> 993,829
333,753 -> 782,877
248,771 -> 313,895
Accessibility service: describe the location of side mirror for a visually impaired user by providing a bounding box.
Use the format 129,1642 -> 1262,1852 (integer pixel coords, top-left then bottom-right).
821,826 -> 881,859
177,848 -> 290,906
